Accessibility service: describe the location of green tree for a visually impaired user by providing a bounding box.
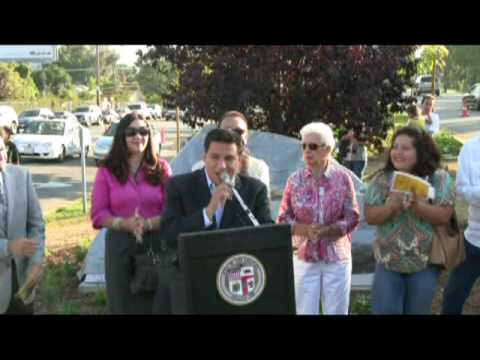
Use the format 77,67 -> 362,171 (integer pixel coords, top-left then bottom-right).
136,59 -> 178,103
416,45 -> 449,76
32,64 -> 75,98
57,45 -> 120,85
14,63 -> 33,79
0,63 -> 38,101
444,46 -> 480,91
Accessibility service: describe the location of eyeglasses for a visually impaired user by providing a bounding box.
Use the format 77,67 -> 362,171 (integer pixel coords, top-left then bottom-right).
225,127 -> 246,136
125,127 -> 150,137
301,143 -> 326,151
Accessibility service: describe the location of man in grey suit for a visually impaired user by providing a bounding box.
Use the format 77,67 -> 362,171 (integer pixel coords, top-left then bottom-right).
0,138 -> 45,314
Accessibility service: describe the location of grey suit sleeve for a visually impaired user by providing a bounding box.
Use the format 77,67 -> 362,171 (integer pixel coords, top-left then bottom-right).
0,237 -> 9,257
25,171 -> 45,266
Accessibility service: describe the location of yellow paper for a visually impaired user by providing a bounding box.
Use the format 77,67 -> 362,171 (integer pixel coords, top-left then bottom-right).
391,171 -> 431,200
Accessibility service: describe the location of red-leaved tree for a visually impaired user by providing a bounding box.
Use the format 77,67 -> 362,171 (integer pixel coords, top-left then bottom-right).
141,45 -> 417,148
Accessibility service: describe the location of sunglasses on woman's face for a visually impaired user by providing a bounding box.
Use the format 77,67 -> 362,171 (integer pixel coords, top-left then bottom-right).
301,143 -> 325,151
125,127 -> 150,137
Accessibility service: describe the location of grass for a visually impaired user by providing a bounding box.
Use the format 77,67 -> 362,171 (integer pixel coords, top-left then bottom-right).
45,199 -> 90,224
35,235 -> 108,314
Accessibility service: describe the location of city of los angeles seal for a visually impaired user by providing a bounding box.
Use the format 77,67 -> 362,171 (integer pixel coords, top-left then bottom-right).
216,254 -> 266,306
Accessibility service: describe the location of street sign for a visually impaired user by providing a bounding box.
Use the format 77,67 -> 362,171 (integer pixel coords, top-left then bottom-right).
0,45 -> 58,63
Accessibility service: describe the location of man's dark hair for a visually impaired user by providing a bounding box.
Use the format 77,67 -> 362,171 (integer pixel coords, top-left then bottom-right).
384,126 -> 441,178
204,128 -> 243,154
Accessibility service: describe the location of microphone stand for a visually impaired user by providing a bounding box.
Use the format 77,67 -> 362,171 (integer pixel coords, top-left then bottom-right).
231,188 -> 260,227
220,172 -> 260,227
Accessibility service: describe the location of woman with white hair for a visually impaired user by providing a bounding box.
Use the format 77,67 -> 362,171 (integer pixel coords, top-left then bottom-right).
277,122 -> 360,315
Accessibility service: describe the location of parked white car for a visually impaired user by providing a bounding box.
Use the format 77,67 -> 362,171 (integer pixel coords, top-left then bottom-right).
0,105 -> 19,133
54,111 -> 78,122
115,106 -> 131,119
148,104 -> 162,119
73,105 -> 102,127
14,119 -> 92,162
93,122 -> 162,164
128,102 -> 152,120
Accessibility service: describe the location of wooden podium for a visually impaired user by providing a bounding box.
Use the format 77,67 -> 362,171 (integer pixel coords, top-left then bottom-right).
175,224 -> 295,314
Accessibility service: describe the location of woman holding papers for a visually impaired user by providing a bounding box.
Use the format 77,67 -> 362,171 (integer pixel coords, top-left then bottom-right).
364,127 -> 454,314
277,122 -> 360,315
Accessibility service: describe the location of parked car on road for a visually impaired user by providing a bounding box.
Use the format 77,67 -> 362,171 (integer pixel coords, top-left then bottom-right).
73,105 -> 102,127
115,106 -> 131,119
14,119 -> 92,162
413,75 -> 440,97
18,108 -> 55,131
101,109 -> 120,125
54,111 -> 78,122
163,107 -> 183,121
128,102 -> 152,120
148,104 -> 162,119
93,121 -> 162,164
0,105 -> 19,133
462,84 -> 480,111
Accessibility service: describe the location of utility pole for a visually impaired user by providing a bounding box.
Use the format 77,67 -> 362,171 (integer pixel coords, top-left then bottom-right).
176,106 -> 180,154
431,56 -> 436,95
96,45 -> 100,106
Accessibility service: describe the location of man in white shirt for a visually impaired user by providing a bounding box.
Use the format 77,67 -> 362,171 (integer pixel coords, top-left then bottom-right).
421,95 -> 440,136
192,111 -> 270,195
442,136 -> 480,314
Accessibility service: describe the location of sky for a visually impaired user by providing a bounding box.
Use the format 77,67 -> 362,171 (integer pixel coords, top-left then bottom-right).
110,45 -> 149,65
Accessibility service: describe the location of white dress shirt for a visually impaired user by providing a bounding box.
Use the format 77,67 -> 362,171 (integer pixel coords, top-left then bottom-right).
202,168 -> 224,228
425,113 -> 440,135
456,136 -> 480,248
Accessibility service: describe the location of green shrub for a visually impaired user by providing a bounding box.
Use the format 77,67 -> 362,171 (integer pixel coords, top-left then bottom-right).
349,293 -> 372,314
433,130 -> 463,157
59,300 -> 81,315
73,238 -> 92,264
94,289 -> 108,308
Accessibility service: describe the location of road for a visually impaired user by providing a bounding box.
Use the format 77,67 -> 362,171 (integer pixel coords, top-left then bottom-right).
436,94 -> 480,142
21,119 -> 195,215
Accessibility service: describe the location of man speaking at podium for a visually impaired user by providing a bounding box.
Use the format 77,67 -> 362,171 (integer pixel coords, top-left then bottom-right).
161,128 -> 273,241
154,128 -> 273,313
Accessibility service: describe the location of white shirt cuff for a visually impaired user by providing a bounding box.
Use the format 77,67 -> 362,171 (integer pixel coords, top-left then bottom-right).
203,208 -> 213,227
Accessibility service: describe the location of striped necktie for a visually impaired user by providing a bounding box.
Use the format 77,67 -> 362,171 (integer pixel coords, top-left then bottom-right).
209,182 -> 222,228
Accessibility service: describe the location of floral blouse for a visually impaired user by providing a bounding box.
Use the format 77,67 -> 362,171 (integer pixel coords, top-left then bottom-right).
276,163 -> 360,264
364,169 -> 455,274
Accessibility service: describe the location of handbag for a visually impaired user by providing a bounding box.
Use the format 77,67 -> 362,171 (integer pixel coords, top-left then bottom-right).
429,210 -> 465,271
130,231 -> 178,295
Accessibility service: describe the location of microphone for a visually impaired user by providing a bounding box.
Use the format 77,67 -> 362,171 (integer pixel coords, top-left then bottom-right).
220,171 -> 260,227
220,172 -> 235,188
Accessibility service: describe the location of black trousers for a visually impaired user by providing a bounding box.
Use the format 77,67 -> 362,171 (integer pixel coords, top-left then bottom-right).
5,260 -> 34,315
104,230 -> 155,314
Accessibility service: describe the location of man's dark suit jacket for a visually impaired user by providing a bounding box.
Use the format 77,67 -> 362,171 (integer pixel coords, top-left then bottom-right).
159,169 -> 274,248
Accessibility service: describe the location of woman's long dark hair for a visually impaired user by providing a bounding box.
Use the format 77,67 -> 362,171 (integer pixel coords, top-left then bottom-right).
100,112 -> 165,185
384,126 -> 441,178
